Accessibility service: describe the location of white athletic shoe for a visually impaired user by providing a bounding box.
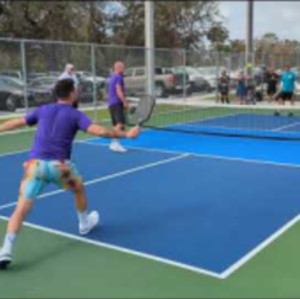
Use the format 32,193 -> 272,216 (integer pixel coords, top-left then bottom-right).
79,211 -> 100,235
0,247 -> 12,270
109,142 -> 127,153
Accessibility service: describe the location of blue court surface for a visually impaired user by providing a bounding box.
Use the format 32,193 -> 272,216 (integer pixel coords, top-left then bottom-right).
1,129 -> 300,278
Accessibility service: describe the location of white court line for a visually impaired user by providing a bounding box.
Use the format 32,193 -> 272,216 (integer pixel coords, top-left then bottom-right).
220,213 -> 300,279
0,215 -> 222,279
273,122 -> 300,132
0,153 -> 189,212
81,140 -> 300,169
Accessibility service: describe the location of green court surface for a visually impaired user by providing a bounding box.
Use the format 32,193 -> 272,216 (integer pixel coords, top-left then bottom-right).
1,219 -> 300,298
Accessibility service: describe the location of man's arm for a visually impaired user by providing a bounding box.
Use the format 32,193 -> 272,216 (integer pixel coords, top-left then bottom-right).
86,124 -> 139,139
0,118 -> 27,133
116,84 -> 128,109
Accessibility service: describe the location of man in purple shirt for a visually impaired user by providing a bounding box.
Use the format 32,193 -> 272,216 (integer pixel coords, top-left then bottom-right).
0,79 -> 139,269
107,61 -> 129,153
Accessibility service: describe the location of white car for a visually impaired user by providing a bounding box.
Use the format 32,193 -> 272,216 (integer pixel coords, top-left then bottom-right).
76,71 -> 106,86
173,66 -> 211,92
197,66 -> 218,90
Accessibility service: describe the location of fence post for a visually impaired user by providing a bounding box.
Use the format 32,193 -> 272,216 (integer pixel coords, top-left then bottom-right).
182,48 -> 187,102
91,43 -> 97,122
21,40 -> 28,112
215,51 -> 220,103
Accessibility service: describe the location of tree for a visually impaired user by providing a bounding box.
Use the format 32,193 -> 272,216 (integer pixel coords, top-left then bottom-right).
0,1 -> 109,42
207,24 -> 229,52
106,1 -> 144,46
0,1 -> 227,52
107,1 -> 222,49
229,39 -> 246,53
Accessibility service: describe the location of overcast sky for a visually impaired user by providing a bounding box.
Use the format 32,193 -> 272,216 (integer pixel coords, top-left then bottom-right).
218,1 -> 300,41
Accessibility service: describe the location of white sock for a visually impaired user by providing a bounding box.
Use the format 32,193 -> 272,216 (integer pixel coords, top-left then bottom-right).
2,233 -> 16,254
77,211 -> 88,225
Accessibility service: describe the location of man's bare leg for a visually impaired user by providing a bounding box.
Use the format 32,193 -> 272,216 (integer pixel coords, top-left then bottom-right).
0,193 -> 33,268
70,180 -> 99,235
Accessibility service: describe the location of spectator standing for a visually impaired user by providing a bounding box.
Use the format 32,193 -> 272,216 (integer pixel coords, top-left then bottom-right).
218,71 -> 230,104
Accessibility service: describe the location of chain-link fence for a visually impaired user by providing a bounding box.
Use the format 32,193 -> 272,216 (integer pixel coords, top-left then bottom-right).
0,37 -> 299,119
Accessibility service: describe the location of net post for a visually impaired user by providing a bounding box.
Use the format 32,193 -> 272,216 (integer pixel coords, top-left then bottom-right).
21,40 -> 28,113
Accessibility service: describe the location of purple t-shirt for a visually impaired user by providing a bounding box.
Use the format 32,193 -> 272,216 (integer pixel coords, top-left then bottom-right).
107,73 -> 125,106
26,103 -> 92,161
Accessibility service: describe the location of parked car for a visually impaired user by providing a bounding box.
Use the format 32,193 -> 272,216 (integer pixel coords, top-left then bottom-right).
27,76 -> 58,105
0,70 -> 23,80
173,66 -> 211,93
28,75 -> 104,105
78,79 -> 104,103
0,76 -> 35,112
253,65 -> 268,85
27,72 -> 48,82
197,66 -> 218,90
76,71 -> 106,88
124,66 -> 189,98
28,76 -> 57,90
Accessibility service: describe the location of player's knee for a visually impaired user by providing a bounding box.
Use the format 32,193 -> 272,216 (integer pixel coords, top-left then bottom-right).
66,177 -> 83,193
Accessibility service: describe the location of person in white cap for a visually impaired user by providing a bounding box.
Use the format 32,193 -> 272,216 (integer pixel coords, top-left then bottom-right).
59,63 -> 79,88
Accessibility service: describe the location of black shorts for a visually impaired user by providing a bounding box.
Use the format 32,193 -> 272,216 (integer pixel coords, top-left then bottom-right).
278,91 -> 294,101
220,93 -> 228,97
109,104 -> 126,126
267,87 -> 277,96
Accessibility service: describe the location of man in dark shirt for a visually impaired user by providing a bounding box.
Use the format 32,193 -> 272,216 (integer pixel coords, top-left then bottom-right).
266,67 -> 279,102
218,71 -> 230,104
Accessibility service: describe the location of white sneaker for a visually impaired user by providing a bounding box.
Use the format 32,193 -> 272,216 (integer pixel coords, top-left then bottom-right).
0,247 -> 12,270
79,211 -> 100,235
109,142 -> 127,153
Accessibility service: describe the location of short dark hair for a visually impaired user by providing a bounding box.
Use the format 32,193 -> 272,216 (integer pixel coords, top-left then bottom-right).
54,79 -> 75,99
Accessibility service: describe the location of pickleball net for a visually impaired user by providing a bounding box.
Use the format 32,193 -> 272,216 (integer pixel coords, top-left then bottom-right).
136,99 -> 300,140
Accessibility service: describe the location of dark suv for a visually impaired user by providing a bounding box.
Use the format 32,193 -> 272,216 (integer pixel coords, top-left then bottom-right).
0,76 -> 35,112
